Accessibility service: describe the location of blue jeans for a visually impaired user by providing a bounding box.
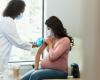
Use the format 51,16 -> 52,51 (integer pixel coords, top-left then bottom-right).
21,69 -> 68,80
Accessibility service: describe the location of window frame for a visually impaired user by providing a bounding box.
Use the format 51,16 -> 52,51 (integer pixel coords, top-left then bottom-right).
8,0 -> 45,63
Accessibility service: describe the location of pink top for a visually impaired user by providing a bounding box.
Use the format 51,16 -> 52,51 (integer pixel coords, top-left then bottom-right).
41,37 -> 70,72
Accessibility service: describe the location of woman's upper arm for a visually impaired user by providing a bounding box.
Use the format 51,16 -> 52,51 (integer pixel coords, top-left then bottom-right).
36,42 -> 47,55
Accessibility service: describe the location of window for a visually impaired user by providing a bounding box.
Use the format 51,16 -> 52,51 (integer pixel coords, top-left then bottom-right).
0,0 -> 44,62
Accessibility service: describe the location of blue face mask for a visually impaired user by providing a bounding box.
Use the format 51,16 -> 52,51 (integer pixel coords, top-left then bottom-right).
16,13 -> 23,20
47,30 -> 54,37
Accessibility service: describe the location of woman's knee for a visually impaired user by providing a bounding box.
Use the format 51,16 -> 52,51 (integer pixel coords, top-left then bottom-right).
21,70 -> 34,80
29,71 -> 44,80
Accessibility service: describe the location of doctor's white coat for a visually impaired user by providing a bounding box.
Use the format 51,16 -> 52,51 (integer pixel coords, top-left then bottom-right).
0,17 -> 32,79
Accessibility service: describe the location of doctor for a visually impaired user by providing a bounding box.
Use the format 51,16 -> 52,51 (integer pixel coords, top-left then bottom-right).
0,0 -> 35,79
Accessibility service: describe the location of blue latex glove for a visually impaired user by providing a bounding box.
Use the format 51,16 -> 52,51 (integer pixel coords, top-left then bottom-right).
36,38 -> 44,47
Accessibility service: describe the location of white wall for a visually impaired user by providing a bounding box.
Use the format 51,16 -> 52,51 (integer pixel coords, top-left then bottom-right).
45,0 -> 83,38
45,0 -> 83,72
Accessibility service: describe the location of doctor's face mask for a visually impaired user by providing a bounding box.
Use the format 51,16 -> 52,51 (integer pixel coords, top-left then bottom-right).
16,13 -> 23,20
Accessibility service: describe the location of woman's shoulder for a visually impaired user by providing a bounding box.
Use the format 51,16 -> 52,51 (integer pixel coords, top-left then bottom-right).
59,37 -> 70,42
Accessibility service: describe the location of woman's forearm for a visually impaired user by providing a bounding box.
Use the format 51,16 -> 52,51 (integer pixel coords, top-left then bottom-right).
35,53 -> 40,70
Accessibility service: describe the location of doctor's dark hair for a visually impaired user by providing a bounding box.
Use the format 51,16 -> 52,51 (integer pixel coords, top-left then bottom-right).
3,0 -> 25,19
45,16 -> 74,50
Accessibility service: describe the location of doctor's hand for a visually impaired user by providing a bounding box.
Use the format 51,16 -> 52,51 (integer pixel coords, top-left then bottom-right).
32,44 -> 38,48
29,42 -> 38,48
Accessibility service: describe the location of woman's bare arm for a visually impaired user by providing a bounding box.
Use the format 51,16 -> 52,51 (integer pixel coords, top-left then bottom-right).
34,42 -> 47,70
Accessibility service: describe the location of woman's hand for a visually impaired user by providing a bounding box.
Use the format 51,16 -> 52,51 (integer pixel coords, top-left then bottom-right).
45,37 -> 53,49
34,65 -> 38,70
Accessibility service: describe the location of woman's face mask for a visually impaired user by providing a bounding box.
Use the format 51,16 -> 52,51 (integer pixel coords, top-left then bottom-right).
47,29 -> 54,37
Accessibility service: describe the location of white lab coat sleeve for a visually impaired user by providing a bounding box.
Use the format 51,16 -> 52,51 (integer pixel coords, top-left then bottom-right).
1,19 -> 32,51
